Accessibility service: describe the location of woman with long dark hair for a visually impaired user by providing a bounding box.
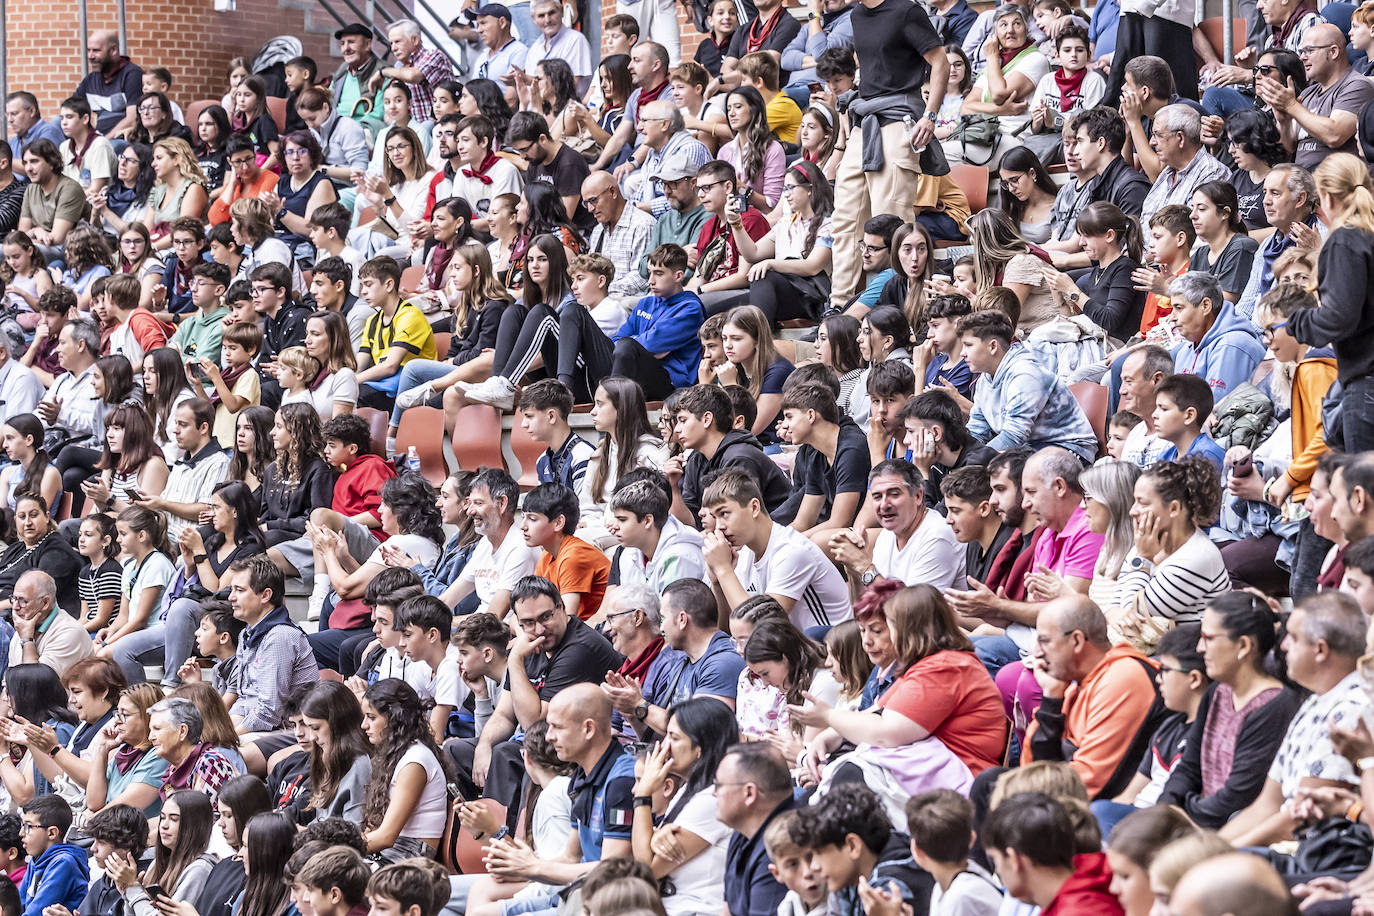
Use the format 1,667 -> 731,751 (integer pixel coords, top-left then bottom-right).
1188,181 -> 1258,302
360,678 -> 452,862
0,413 -> 60,512
0,663 -> 80,805
588,378 -> 666,506
0,494 -> 82,612
459,79 -> 513,144
310,474 -> 444,602
729,160 -> 833,325
300,681 -> 372,823
87,403 -> 170,516
739,620 -> 834,743
718,305 -> 793,443
260,403 -> 333,549
816,314 -> 865,420
719,87 -> 785,209
998,146 -> 1058,244
92,143 -> 157,235
1042,201 -> 1147,343
571,56 -> 630,160
177,479 -> 265,598
229,406 -> 275,495
525,59 -> 578,124
350,125 -> 435,259
196,775 -> 271,916
876,222 -> 936,336
143,348 -> 196,462
233,811 -> 295,916
504,183 -> 584,291
108,788 -> 216,916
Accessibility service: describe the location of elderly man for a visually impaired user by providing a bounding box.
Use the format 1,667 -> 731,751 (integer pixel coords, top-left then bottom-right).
1259,25 -> 1374,171
1237,164 -> 1322,320
719,744 -> 802,916
37,318 -> 100,449
0,323 -> 45,425
330,24 -> 386,131
368,20 -> 455,124
6,93 -> 64,166
598,583 -> 682,736
1116,344 -> 1176,467
621,100 -> 711,217
1167,272 -> 1266,398
583,171 -> 655,309
1139,103 -> 1231,227
521,0 -> 593,95
472,5 -> 528,87
75,30 -> 142,138
593,42 -> 672,172
8,570 -> 91,675
148,697 -> 240,800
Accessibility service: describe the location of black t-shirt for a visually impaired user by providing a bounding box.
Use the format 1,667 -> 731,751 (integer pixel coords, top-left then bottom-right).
791,417 -> 871,525
726,10 -> 802,80
1077,255 -> 1147,342
695,34 -> 731,78
964,523 -> 1014,586
267,749 -> 312,822
528,142 -> 594,231
850,0 -> 942,99
523,614 -> 625,699
195,856 -> 246,916
1232,168 -> 1269,231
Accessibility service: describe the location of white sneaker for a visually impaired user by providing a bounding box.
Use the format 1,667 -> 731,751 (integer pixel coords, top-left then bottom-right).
396,382 -> 437,409
465,376 -> 518,410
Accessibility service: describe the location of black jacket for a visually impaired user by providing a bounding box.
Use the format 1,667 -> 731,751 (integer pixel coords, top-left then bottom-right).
681,429 -> 795,524
260,457 -> 336,545
0,530 -> 83,613
1091,156 -> 1151,219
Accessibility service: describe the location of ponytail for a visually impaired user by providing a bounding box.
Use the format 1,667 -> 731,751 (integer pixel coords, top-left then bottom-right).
1316,152 -> 1374,238
1076,201 -> 1143,263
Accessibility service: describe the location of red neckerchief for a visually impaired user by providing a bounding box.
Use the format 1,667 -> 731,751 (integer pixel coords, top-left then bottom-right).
746,7 -> 785,53
1273,7 -> 1309,46
209,362 -> 250,405
1053,67 -> 1088,109
462,152 -> 501,184
998,42 -> 1030,68
618,636 -> 665,681
426,240 -> 455,290
308,366 -> 330,392
631,80 -> 670,127
67,130 -> 97,171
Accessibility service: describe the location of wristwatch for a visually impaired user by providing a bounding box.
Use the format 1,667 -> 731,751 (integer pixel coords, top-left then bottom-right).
634,701 -> 650,721
924,111 -> 938,123
193,554 -> 208,565
860,569 -> 881,587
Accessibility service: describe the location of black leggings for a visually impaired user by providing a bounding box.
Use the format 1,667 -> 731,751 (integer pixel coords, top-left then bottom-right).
610,337 -> 674,400
55,446 -> 101,515
747,271 -> 830,326
491,302 -> 615,401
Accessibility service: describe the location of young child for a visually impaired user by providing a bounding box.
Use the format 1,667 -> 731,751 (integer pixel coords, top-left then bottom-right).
17,796 -> 87,916
520,482 -> 611,621
915,293 -> 973,398
282,56 -> 317,134
142,68 -> 185,123
1151,374 -> 1224,473
76,513 -> 122,634
277,346 -> 323,408
394,594 -> 468,742
1135,204 -> 1195,339
764,811 -> 827,916
1026,25 -> 1103,162
96,506 -> 175,656
951,257 -> 975,298
451,612 -> 510,738
569,253 -> 629,338
697,312 -> 729,384
905,790 -> 1002,916
307,203 -> 364,296
176,600 -> 247,695
1104,410 -> 1142,462
196,320 -> 263,448
2,231 -> 52,331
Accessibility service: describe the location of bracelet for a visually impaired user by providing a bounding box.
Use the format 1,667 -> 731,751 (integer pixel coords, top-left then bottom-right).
47,744 -> 60,758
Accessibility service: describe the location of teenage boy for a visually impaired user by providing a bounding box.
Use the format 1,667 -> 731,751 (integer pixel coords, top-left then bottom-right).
686,160 -> 771,315
169,261 -> 231,366
80,803 -> 149,916
366,862 -> 436,916
56,97 -> 115,193
607,479 -> 707,594
696,313 -> 728,384
176,600 -> 246,696
307,204 -> 365,296
508,111 -> 591,230
1343,536 -> 1374,617
452,612 -> 510,737
104,274 -> 168,365
250,261 -> 310,371
901,390 -> 996,512
904,790 -> 1002,915
196,321 -> 262,448
570,254 -> 634,340
357,256 -> 438,412
764,812 -> 828,916
517,380 -> 597,518
865,361 -> 916,465
294,846 -> 370,916
451,114 -> 522,225
18,796 -> 87,916
309,257 -> 368,350
913,293 -> 973,398
610,243 -> 705,401
395,594 -> 468,742
521,483 -> 611,621
346,568 -> 426,690
777,383 -> 869,536
702,469 -> 851,630
667,385 -> 793,527
1150,373 -> 1224,472
941,466 -> 1014,590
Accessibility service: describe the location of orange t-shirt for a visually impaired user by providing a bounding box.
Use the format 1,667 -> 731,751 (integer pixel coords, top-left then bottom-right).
208,169 -> 280,225
878,650 -> 1007,774
535,535 -> 611,620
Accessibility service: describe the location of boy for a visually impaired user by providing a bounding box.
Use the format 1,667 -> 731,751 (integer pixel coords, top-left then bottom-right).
250,262 -> 311,371
866,361 -> 916,465
223,281 -> 256,328
349,568 -> 430,695
814,46 -> 856,102
1140,204 -> 1195,337
1343,536 -> 1374,617
394,594 -> 468,742
79,804 -> 147,916
266,686 -> 314,816
169,261 -> 231,366
723,384 -> 756,433
366,861 -> 438,916
971,286 -> 1020,330
914,294 -> 974,398
307,204 -> 364,297
521,483 -> 611,621
764,811 -> 827,916
450,116 -> 522,223
607,478 -> 707,594
982,793 -> 1122,914
702,469 -> 851,630
309,256 -> 368,350
1151,373 -> 1224,472
738,52 -> 802,144
176,600 -> 246,696
17,796 -> 87,916
357,256 -> 438,412
142,68 -> 185,123
516,379 -> 597,515
195,320 -> 262,448
154,217 -> 209,322
610,244 -> 706,402
0,816 -> 19,889
940,466 -> 1013,592
696,312 -> 728,384
294,845 -> 370,916
900,390 -> 995,511
104,274 -> 168,366
22,289 -> 72,387
570,253 -> 632,338
1104,410 -> 1142,462
777,383 -> 869,535
904,790 -> 1002,916
452,612 -> 510,737
282,56 -> 317,134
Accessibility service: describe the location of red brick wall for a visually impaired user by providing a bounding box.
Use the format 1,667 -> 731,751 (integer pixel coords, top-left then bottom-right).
600,0 -> 709,62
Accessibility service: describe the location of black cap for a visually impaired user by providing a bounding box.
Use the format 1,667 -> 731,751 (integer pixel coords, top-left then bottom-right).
334,23 -> 375,40
474,3 -> 513,20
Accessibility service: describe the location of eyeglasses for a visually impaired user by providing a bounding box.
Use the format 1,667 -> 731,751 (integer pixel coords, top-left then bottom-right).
516,608 -> 559,631
1155,664 -> 1193,677
118,155 -> 141,165
510,141 -> 536,157
583,190 -> 614,208
862,242 -> 889,254
782,184 -> 803,194
385,144 -> 409,154
1261,320 -> 1288,341
138,105 -> 162,115
603,608 -> 641,621
695,178 -> 728,196
283,147 -> 310,158
1298,43 -> 1337,57
228,157 -> 256,167
10,596 -> 31,608
249,285 -> 276,297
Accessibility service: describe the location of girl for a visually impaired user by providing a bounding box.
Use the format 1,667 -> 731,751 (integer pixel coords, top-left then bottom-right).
370,83 -> 433,177
263,131 -> 337,255
234,811 -> 296,916
1103,807 -> 1200,916
997,147 -> 1058,245
78,513 -> 123,633
962,5 -> 1048,166
588,378 -> 667,507
230,406 -> 276,494
88,403 -> 171,517
933,44 -> 974,148
1225,109 -> 1285,231
300,681 -> 373,823
823,620 -> 873,713
1026,25 -> 1104,164
852,306 -> 915,427
116,224 -> 162,285
144,348 -> 196,463
3,230 -> 51,329
57,224 -> 114,309
300,311 -> 359,420
487,193 -> 521,277
719,87 -> 785,210
0,413 -> 60,513
350,126 -> 435,259
815,314 -> 865,420
796,103 -> 840,181
360,678 -> 452,862
1188,181 -> 1259,302
231,75 -> 280,171
459,79 -> 513,145
85,683 -> 168,816
0,495 -> 82,612
221,59 -> 250,112
96,505 -> 175,654
730,161 -> 833,325
876,223 -> 935,335
573,56 -> 630,162
108,789 -> 217,916
1043,201 -> 1147,343
276,347 -> 324,409
92,144 -> 156,236
965,208 -> 1057,333
204,776 -> 272,914
503,184 -> 584,291
0,664 -> 78,806
145,139 -> 209,248
260,403 -> 334,548
195,104 -> 233,194
717,306 -> 793,444
739,620 -> 837,748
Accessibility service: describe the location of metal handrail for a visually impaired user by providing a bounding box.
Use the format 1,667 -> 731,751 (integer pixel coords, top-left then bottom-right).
325,0 -> 457,72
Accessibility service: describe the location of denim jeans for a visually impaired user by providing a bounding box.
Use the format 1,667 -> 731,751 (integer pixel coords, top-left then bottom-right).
389,358 -> 455,426
1201,86 -> 1256,119
972,634 -> 1022,678
1343,374 -> 1374,454
109,595 -> 201,686
1091,800 -> 1140,838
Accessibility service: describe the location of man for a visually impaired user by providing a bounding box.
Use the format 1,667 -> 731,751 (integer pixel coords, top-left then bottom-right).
508,111 -> 591,230
442,468 -> 539,618
521,0 -> 593,95
56,97 -> 115,194
1169,853 -> 1295,916
595,584 -> 681,734
685,159 -> 771,313
950,448 -> 1103,673
583,171 -> 655,310
1237,164 -> 1321,319
780,0 -> 856,90
1047,107 -> 1149,266
296,88 -> 371,193
135,399 -> 230,543
828,0 -> 947,310
829,459 -> 963,591
227,556 -> 317,735
8,571 -> 91,675
0,145 -> 24,234
638,158 -> 707,276
330,24 -> 385,131
36,318 -> 100,449
6,93 -> 64,166
719,743 -> 803,916
472,5 -> 528,85
0,322 -> 45,424
703,469 -> 852,630
1168,272 -> 1266,397
846,214 -> 903,316
18,140 -> 86,259
960,311 -> 1098,462
75,30 -> 142,138
1259,25 -> 1374,171
450,114 -> 523,226
941,466 -> 1015,590
607,478 -> 707,594
720,0 -> 803,87
1220,591 -> 1367,848
369,20 -> 455,123
622,101 -> 711,218
592,41 -> 672,171
980,449 -> 1043,602
1116,344 -> 1176,467
605,578 -> 743,735
1138,103 -> 1231,227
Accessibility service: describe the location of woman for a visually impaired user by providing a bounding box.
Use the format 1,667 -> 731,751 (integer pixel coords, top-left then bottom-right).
526,59 -> 578,129
166,482 -> 264,655
92,144 -> 157,236
360,678 -> 452,861
588,378 -> 666,508
875,223 -> 936,335
851,306 -> 915,427
195,104 -> 233,195
1225,110 -> 1284,231
109,789 -> 216,916
260,403 -> 334,548
0,494 -> 82,613
1043,201 -> 1147,343
504,184 -> 584,291
128,93 -> 193,146
310,474 -> 443,601
738,620 -> 838,745
370,82 -> 433,176
86,683 -> 167,816
231,76 -> 280,170
730,160 -> 832,325
570,57 -> 629,161
459,79 -> 513,147
933,44 -> 974,150
1074,461 -> 1140,611
719,87 -> 785,209
0,413 -> 61,512
148,696 -> 239,800
998,147 -> 1058,245
719,305 -> 793,444
0,664 -> 78,807
229,406 -> 275,496
630,698 -> 737,916
796,103 -> 841,181
145,139 -> 209,248
144,348 -> 196,463
301,312 -> 359,420
197,776 -> 271,916
350,126 -> 435,259
816,314 -> 865,420
409,197 -> 478,326
264,131 -> 337,257
1188,181 -> 1258,302
23,657 -> 123,803
232,811 -> 296,916
1154,592 -> 1301,828
1103,807 -> 1199,916
300,681 -> 372,823
87,403 -> 171,519
961,5 -> 1049,166
966,208 -> 1057,333
796,584 -> 1007,776
229,198 -> 302,291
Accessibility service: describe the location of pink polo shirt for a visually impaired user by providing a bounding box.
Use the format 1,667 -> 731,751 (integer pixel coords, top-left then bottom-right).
1031,505 -> 1104,581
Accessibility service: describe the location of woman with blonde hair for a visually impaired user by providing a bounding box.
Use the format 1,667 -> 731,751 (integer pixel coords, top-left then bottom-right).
145,139 -> 208,248
962,208 -> 1057,333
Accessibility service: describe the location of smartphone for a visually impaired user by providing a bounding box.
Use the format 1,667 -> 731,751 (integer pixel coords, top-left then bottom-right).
807,81 -> 823,92
144,885 -> 168,900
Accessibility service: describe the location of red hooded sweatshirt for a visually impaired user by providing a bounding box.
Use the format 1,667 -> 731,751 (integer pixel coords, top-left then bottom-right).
1042,853 -> 1124,916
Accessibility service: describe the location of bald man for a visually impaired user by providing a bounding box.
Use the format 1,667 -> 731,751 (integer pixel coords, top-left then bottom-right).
1170,853 -> 1297,916
75,29 -> 143,138
583,170 -> 654,308
1021,595 -> 1160,799
1256,23 -> 1374,170
481,682 -> 636,891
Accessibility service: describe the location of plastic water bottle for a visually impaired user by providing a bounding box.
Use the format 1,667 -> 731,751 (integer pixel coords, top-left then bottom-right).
405,446 -> 422,474
902,114 -> 926,152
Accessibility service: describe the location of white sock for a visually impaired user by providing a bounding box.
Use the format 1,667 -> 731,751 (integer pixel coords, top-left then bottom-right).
385,436 -> 396,458
308,574 -> 331,619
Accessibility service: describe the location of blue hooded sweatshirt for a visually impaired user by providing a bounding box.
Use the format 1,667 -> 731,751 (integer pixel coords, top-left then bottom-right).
20,842 -> 89,916
613,290 -> 705,389
1171,299 -> 1266,399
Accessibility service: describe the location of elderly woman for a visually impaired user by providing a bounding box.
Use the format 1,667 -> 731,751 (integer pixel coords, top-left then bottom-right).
20,657 -> 125,805
960,4 -> 1048,167
86,683 -> 168,816
1167,271 -> 1266,399
148,697 -> 242,803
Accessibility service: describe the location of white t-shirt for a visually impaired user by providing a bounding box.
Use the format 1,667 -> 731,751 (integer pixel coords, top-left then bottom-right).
396,743 -> 449,838
532,774 -> 573,858
872,509 -> 966,590
734,523 -> 852,630
375,646 -> 436,695
930,862 -> 1003,916
459,530 -> 539,613
311,369 -> 359,419
661,788 -> 732,916
124,551 -> 177,616
414,643 -> 470,712
367,533 -> 440,568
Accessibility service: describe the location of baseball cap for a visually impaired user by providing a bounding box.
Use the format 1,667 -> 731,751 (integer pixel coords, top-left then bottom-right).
475,3 -> 513,20
334,23 -> 376,40
656,155 -> 702,182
